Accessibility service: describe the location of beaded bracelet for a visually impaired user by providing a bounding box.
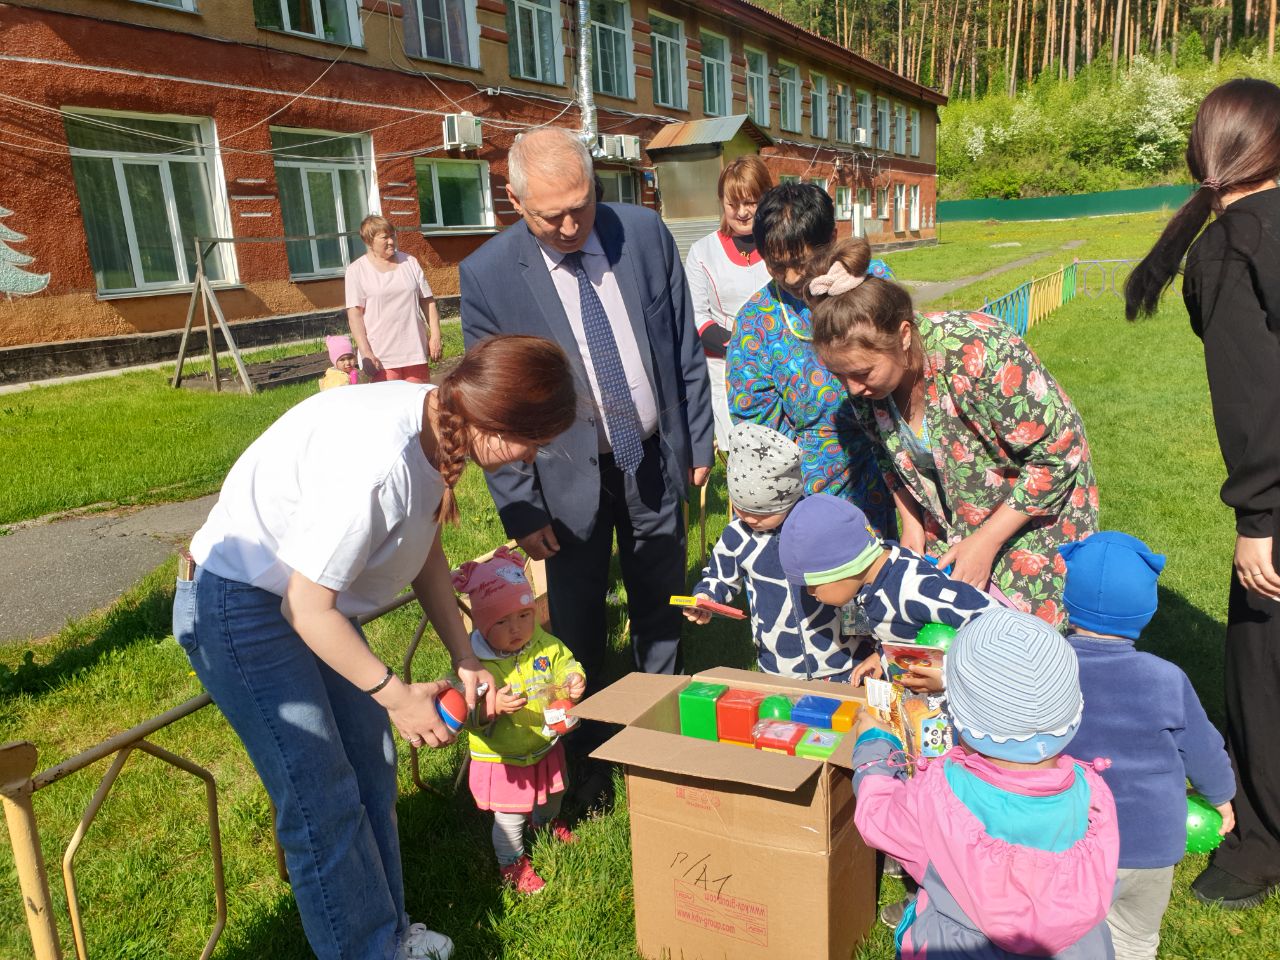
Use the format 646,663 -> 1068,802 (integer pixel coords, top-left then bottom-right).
363,665 -> 395,696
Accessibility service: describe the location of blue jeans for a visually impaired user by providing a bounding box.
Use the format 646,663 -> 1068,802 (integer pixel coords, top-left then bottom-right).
173,568 -> 406,960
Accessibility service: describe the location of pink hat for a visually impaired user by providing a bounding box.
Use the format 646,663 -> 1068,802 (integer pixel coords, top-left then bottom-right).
327,334 -> 355,365
450,546 -> 535,638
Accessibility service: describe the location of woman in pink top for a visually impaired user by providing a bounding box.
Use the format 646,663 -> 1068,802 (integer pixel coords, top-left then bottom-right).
346,215 -> 443,383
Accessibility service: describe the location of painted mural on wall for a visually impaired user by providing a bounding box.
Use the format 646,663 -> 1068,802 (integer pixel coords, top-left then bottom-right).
0,205 -> 50,297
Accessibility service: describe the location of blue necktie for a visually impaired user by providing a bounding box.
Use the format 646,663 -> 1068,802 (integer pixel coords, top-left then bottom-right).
562,251 -> 644,474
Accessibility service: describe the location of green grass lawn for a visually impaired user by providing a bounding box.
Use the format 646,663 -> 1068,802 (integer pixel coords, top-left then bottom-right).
3,223 -> 1279,958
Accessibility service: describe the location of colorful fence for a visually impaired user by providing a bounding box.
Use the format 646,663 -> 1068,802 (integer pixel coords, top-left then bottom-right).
981,259 -> 1137,335
938,184 -> 1194,223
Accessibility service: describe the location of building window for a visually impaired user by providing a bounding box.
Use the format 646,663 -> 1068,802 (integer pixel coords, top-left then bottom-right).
810,73 -> 827,139
415,158 -> 493,231
778,174 -> 800,185
134,0 -> 197,9
254,0 -> 361,44
876,96 -> 890,150
834,84 -> 851,143
856,90 -> 871,143
64,110 -> 232,294
910,108 -> 921,156
778,63 -> 800,132
910,184 -> 921,230
854,187 -> 869,237
405,0 -> 474,66
591,0 -> 631,98
270,128 -> 373,277
508,0 -> 561,84
834,185 -> 852,221
876,186 -> 889,219
809,177 -> 828,193
894,182 -> 906,231
598,170 -> 638,204
745,48 -> 768,127
650,15 -> 686,110
700,31 -> 730,117
894,104 -> 907,154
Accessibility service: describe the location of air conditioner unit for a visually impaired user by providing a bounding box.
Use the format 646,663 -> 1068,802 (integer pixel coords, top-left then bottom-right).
853,127 -> 869,146
596,134 -> 623,159
443,113 -> 482,150
618,135 -> 642,162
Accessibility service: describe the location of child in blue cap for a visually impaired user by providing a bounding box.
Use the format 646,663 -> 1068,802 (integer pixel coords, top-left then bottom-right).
1062,531 -> 1236,959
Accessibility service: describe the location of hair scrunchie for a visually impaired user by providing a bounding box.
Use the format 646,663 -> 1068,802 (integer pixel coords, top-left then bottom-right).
808,260 -> 865,297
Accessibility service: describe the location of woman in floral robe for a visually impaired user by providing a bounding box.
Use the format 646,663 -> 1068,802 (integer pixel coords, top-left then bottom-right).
808,241 -> 1098,627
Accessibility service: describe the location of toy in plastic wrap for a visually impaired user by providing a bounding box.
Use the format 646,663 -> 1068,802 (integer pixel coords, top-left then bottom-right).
717,689 -> 768,744
752,719 -> 808,755
435,687 -> 467,733
795,728 -> 844,760
524,680 -> 581,738
757,694 -> 794,721
791,695 -> 842,727
1186,794 -> 1225,855
901,693 -> 951,759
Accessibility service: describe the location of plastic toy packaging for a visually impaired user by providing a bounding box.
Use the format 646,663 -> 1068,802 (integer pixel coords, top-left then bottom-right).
523,679 -> 579,738
900,691 -> 952,761
840,599 -> 873,638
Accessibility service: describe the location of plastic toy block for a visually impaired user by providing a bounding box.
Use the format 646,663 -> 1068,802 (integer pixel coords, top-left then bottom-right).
716,689 -> 768,743
790,695 -> 842,728
795,728 -> 844,760
719,738 -> 755,748
679,682 -> 729,740
752,720 -> 808,755
830,701 -> 860,732
757,694 -> 794,721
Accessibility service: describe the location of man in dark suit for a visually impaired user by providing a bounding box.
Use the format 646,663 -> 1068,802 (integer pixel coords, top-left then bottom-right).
460,128 -> 712,736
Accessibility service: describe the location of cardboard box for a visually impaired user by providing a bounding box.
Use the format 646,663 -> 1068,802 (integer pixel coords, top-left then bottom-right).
573,666 -> 876,960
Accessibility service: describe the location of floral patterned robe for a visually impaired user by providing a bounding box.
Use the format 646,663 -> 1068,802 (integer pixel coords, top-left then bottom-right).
852,311 -> 1099,627
727,281 -> 896,537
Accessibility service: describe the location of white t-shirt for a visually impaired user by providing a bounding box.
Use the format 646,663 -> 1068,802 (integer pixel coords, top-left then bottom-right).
190,382 -> 445,617
684,231 -> 772,337
344,252 -> 433,368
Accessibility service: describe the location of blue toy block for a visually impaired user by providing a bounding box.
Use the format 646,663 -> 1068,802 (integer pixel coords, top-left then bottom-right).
790,695 -> 842,728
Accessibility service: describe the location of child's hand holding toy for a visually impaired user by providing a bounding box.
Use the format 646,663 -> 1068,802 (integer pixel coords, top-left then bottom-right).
899,665 -> 944,694
564,672 -> 586,701
681,593 -> 715,625
851,652 -> 884,686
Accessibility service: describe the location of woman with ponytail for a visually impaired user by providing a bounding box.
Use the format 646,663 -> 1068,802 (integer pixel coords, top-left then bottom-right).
175,335 -> 576,960
1127,77 -> 1280,911
809,236 -> 1098,628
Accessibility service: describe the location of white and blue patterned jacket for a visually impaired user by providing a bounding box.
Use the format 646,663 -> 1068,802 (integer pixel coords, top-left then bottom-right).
856,544 -> 1000,643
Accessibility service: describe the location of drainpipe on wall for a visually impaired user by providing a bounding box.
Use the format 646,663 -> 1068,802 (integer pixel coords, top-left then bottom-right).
576,0 -> 598,149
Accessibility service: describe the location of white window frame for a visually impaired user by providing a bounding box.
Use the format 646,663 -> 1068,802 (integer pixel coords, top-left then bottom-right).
272,126 -> 377,279
414,157 -> 495,233
131,0 -> 198,10
745,47 -> 769,127
591,0 -> 634,99
408,0 -> 480,67
834,185 -> 852,221
809,177 -> 828,193
597,169 -> 638,204
268,0 -> 363,45
877,186 -> 889,220
834,84 -> 851,143
700,30 -> 731,117
778,61 -> 800,133
910,183 -> 921,230
876,96 -> 890,151
649,13 -> 687,110
809,73 -> 827,139
510,0 -> 565,85
910,107 -> 921,157
65,108 -> 236,295
855,89 -> 871,143
894,182 -> 906,231
894,103 -> 907,154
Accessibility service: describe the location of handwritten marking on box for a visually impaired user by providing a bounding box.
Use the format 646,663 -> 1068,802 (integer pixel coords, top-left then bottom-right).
674,880 -> 769,946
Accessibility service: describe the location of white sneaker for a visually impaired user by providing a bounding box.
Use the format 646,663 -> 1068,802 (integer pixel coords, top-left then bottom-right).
396,922 -> 454,960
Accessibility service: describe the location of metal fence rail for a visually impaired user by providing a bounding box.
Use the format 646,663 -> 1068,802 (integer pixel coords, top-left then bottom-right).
981,258 -> 1134,335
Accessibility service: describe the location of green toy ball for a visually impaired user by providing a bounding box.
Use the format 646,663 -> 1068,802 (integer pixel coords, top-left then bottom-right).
758,695 -> 793,721
1186,794 -> 1224,855
916,623 -> 958,652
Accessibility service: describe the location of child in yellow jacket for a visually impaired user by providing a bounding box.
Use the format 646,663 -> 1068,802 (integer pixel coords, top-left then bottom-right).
451,546 -> 585,894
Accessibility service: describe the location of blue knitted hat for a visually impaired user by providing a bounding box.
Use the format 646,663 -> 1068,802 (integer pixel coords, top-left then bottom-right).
778,493 -> 882,585
1058,531 -> 1166,640
943,608 -> 1083,763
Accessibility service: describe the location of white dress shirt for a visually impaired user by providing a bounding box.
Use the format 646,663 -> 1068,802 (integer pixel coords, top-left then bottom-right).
538,230 -> 659,452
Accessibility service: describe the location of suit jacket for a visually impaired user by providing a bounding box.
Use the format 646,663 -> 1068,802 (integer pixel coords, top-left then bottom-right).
459,202 -> 714,540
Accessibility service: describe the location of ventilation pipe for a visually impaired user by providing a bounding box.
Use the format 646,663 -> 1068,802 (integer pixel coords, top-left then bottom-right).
576,0 -> 598,149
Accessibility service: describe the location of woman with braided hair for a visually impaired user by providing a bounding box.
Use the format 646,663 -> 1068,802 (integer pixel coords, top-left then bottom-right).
175,335 -> 577,960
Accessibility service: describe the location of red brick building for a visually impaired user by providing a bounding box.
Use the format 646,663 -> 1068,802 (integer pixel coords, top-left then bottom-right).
0,0 -> 945,350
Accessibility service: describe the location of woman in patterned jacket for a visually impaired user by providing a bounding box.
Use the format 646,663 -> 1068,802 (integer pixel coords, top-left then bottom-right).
808,237 -> 1099,628
726,182 -> 897,537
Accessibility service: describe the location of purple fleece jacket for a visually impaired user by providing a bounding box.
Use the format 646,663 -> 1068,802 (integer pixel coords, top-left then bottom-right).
1067,633 -> 1235,869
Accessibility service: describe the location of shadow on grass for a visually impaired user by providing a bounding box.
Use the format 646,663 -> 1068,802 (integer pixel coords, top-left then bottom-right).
1141,584 -> 1228,729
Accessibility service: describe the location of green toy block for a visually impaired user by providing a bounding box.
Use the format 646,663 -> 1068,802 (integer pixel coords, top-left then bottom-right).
679,682 -> 729,740
758,694 -> 793,721
795,728 -> 844,760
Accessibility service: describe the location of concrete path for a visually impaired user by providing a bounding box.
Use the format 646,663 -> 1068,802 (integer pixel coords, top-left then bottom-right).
0,495 -> 217,645
902,239 -> 1086,305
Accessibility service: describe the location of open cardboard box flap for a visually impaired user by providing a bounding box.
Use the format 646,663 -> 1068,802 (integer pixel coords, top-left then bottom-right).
571,671 -> 689,726
590,724 -> 823,793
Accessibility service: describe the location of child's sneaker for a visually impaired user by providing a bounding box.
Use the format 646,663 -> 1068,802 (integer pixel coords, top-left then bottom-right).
540,818 -> 578,844
396,922 -> 454,959
500,855 -> 546,894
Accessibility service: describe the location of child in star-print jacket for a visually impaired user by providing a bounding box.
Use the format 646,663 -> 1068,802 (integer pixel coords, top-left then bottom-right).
685,423 -> 859,679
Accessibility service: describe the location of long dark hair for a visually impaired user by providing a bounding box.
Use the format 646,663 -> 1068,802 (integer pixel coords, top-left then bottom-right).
1125,78 -> 1280,319
434,335 -> 577,524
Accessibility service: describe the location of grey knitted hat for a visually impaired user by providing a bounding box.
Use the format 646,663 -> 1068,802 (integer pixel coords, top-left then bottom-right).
943,608 -> 1083,762
726,423 -> 804,516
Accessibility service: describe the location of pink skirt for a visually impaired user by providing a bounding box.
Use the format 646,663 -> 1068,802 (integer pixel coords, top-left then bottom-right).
468,741 -> 567,814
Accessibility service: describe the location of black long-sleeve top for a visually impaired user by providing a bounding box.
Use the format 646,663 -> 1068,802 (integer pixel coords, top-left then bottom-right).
1184,186 -> 1280,537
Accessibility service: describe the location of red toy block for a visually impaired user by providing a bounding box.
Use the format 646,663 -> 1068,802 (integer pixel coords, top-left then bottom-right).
716,689 -> 768,744
752,719 -> 808,755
